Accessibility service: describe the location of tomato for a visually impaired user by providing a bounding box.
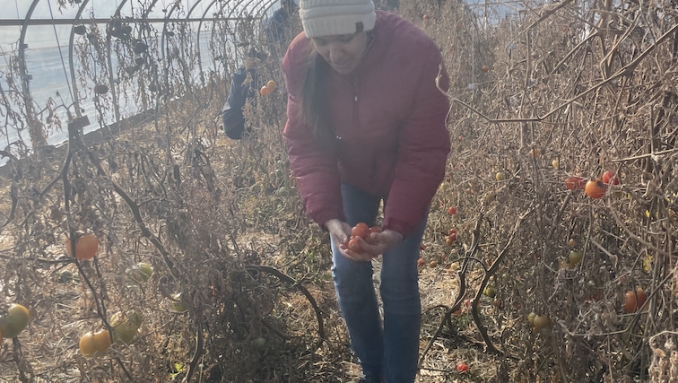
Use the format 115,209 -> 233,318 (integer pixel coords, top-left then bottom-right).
527,312 -> 536,325
352,226 -> 368,239
558,261 -> 575,270
251,337 -> 266,350
417,258 -> 425,267
128,262 -> 154,284
171,293 -> 188,313
79,330 -> 111,357
348,238 -> 363,253
266,80 -> 276,90
495,172 -> 505,181
533,315 -> 550,330
456,363 -> 469,373
492,298 -> 502,307
585,179 -> 606,199
624,288 -> 647,313
567,239 -> 575,247
448,206 -> 457,215
552,159 -> 559,168
483,286 -> 496,298
65,234 -> 99,261
602,171 -> 619,185
429,260 -> 438,268
445,236 -> 455,246
260,86 -> 272,96
419,244 -> 426,251
111,311 -> 143,344
566,176 -> 584,190
0,304 -> 30,338
423,15 -> 428,20
355,222 -> 369,231
569,251 -> 583,265
482,65 -> 489,73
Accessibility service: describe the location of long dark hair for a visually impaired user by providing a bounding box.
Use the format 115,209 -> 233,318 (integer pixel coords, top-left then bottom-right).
300,49 -> 336,148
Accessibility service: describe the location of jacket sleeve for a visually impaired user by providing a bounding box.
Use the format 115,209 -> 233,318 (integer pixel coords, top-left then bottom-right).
382,47 -> 450,237
282,41 -> 344,227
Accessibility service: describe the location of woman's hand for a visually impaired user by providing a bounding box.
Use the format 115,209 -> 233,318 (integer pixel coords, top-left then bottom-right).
344,229 -> 403,261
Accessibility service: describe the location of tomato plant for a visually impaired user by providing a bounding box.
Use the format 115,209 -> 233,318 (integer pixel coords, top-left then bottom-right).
585,179 -> 606,199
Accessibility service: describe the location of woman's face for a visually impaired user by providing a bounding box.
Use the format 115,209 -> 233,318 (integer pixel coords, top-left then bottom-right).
311,32 -> 368,75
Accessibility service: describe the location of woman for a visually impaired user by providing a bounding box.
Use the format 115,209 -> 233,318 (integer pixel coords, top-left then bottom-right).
282,1 -> 450,382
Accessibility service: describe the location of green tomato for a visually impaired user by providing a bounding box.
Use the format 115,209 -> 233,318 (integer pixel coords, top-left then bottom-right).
251,337 -> 266,350
0,304 -> 30,338
569,251 -> 583,265
171,294 -> 187,313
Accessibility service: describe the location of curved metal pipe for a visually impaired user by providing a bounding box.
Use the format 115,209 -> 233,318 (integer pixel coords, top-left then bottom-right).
18,0 -> 45,146
104,0 -> 131,124
69,0 -> 92,118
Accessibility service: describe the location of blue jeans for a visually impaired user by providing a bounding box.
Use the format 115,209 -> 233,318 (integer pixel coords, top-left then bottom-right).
331,183 -> 426,383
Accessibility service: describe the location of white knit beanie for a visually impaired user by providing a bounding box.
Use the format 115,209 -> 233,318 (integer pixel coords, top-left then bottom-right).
299,0 -> 376,38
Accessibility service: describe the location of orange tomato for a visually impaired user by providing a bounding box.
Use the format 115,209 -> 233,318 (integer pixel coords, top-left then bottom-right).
355,222 -> 369,231
352,226 -> 368,239
585,179 -> 606,199
266,80 -> 277,90
624,288 -> 647,313
348,238 -> 363,253
456,363 -> 468,373
417,258 -> 425,267
260,86 -> 272,96
79,330 -> 111,357
65,234 -> 99,260
423,15 -> 429,20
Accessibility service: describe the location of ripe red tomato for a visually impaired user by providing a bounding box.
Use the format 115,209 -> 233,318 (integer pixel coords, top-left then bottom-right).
448,207 -> 457,215
352,226 -> 368,239
457,363 -> 469,373
482,65 -> 489,73
355,222 -> 368,231
260,86 -> 271,96
348,238 -> 363,253
585,179 -> 606,199
602,171 -> 619,185
423,14 -> 429,20
566,176 -> 584,190
624,288 -> 646,312
417,258 -> 425,267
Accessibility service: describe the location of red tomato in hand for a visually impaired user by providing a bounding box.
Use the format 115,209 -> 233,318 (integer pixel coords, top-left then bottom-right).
348,238 -> 363,253
352,226 -> 368,239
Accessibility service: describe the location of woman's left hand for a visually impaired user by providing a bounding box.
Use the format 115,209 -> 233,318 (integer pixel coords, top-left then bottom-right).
343,230 -> 403,260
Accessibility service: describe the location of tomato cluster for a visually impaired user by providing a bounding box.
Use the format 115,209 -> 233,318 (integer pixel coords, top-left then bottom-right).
260,80 -> 277,97
567,171 -> 620,199
347,223 -> 380,253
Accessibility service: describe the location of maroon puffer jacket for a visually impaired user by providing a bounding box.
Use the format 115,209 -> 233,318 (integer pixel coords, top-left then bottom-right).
282,10 -> 450,237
